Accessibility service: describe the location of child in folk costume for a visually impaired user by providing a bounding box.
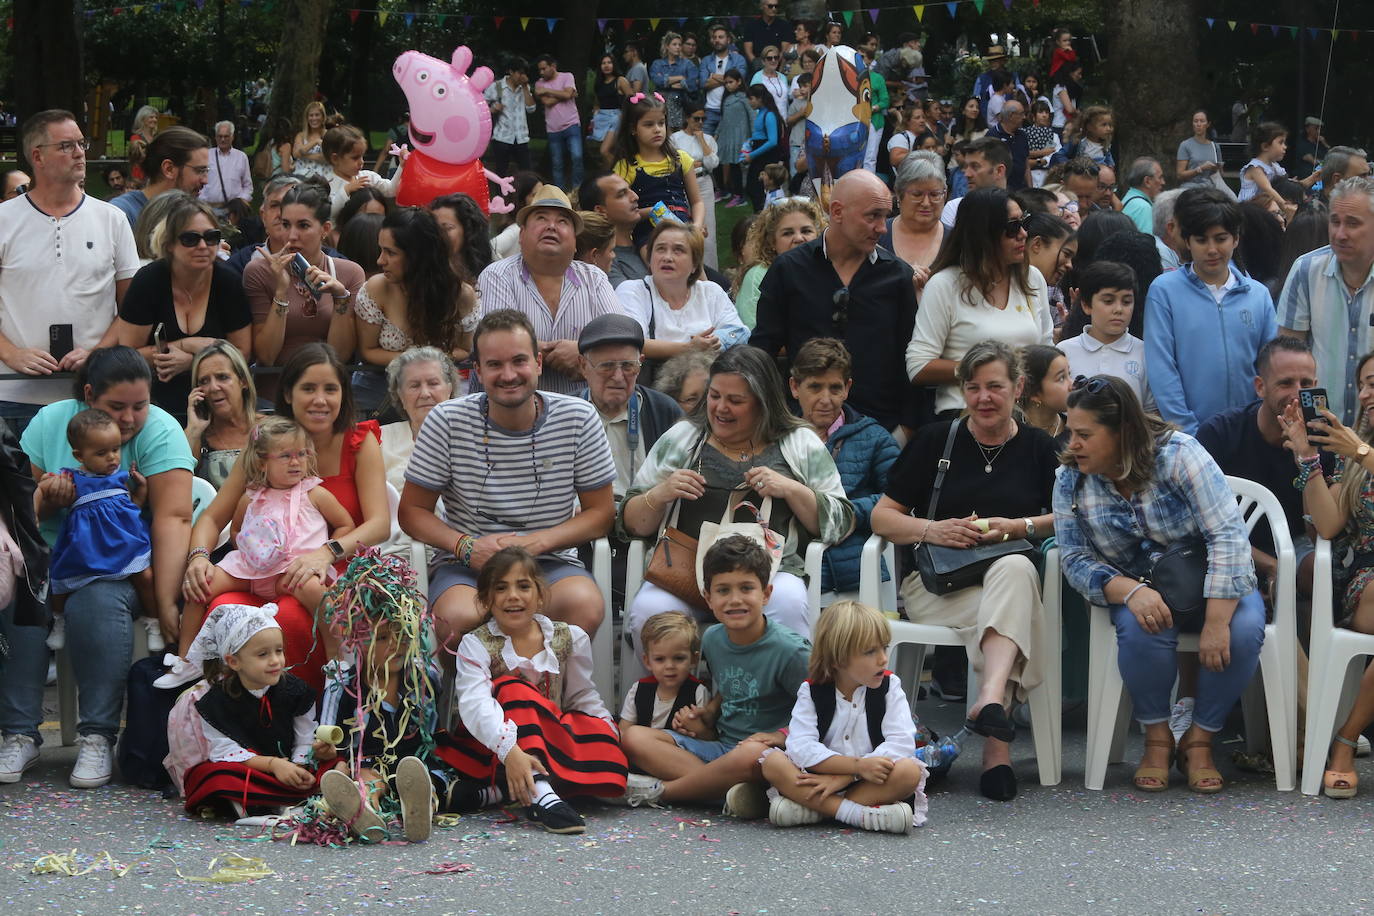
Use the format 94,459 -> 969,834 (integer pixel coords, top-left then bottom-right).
436,547 -> 627,835
760,600 -> 928,833
618,611 -> 710,734
164,604 -> 333,818
316,548 -> 443,843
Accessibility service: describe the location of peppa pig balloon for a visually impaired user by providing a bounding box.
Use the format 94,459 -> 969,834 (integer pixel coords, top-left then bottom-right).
390,46 -> 515,214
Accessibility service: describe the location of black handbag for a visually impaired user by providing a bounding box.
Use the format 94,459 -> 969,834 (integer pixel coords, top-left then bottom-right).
1070,476 -> 1208,632
914,419 -> 1037,595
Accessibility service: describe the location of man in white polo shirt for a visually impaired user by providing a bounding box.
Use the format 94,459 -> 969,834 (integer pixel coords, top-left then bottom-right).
399,308 -> 617,648
0,110 -> 138,428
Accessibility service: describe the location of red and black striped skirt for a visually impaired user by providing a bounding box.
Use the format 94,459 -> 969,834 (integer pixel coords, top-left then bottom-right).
182,760 -> 323,814
434,676 -> 628,798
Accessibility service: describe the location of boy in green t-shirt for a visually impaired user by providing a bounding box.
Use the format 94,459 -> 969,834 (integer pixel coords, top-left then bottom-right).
615,535 -> 810,817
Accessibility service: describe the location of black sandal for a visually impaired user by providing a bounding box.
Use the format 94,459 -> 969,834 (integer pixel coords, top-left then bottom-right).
965,703 -> 1017,743
979,764 -> 1018,801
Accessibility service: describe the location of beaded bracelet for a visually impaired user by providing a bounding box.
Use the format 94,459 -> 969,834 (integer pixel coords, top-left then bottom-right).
1293,454 -> 1322,491
187,546 -> 210,563
454,534 -> 476,567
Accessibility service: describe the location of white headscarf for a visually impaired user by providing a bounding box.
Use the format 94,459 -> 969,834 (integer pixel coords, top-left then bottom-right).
187,603 -> 282,666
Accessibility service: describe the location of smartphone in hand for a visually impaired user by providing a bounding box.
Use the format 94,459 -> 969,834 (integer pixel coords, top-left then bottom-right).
1299,387 -> 1329,424
291,253 -> 324,298
48,324 -> 74,361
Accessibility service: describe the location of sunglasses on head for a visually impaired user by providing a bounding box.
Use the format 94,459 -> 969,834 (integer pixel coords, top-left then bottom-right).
178,229 -> 223,248
1003,216 -> 1030,238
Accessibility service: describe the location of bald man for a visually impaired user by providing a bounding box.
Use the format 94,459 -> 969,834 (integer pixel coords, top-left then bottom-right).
751,170 -> 920,433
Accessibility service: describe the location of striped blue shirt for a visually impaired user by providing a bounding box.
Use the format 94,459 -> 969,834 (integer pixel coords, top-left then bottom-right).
1277,245 -> 1374,424
1051,432 -> 1256,607
404,392 -> 616,564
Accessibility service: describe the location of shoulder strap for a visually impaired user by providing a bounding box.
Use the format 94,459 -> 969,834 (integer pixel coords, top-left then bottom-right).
642,277 -> 656,339
865,674 -> 891,748
1069,473 -> 1134,580
809,679 -> 837,741
925,419 -> 962,520
633,679 -> 657,727
667,677 -> 702,725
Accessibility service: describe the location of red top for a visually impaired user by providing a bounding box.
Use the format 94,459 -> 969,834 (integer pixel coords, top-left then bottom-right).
320,420 -> 381,526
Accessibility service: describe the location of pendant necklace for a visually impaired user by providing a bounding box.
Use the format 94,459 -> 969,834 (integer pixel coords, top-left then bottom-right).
976,435 -> 1009,473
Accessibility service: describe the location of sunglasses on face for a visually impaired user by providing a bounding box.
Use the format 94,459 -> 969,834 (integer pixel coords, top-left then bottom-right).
1003,216 -> 1030,238
178,229 -> 223,248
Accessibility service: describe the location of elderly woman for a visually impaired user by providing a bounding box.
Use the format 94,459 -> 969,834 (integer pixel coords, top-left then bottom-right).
872,341 -> 1060,801
6,347 -> 194,787
116,193 -> 254,413
734,197 -> 825,328
1054,375 -> 1263,795
1284,354 -> 1374,797
905,187 -> 1052,419
654,349 -> 715,414
880,151 -> 947,295
619,346 -> 854,664
790,338 -> 899,594
183,340 -> 260,488
616,222 -> 749,368
378,347 -> 457,558
184,343 -> 391,691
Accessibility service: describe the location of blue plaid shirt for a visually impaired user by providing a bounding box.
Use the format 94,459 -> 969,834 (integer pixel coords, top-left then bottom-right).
1051,431 -> 1256,607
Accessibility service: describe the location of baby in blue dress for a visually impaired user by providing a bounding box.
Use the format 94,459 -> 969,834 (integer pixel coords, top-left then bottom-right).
38,409 -> 158,652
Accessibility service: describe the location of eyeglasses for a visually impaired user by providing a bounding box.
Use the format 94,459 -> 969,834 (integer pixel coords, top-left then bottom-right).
178,229 -> 224,248
1003,216 -> 1030,238
268,449 -> 311,462
764,55 -> 779,61
689,115 -> 705,122
831,288 -> 850,335
189,165 -> 212,176
903,189 -> 947,203
1065,161 -> 1100,177
1057,201 -> 1080,215
36,138 -> 90,155
590,359 -> 642,376
11,183 -> 28,195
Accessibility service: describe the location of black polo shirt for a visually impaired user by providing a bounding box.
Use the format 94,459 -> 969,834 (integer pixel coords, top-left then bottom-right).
989,123 -> 1030,190
742,16 -> 793,60
752,232 -> 918,431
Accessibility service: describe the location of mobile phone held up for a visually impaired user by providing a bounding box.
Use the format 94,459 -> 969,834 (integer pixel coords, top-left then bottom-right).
291,253 -> 324,298
153,322 -> 169,354
48,324 -> 74,362
193,393 -> 212,421
1299,387 -> 1329,424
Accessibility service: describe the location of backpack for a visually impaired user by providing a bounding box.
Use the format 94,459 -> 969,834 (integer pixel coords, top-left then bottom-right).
808,672 -> 891,748
117,655 -> 181,791
632,675 -> 704,728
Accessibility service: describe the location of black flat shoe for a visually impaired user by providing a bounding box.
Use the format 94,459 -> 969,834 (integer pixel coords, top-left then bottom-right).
965,703 -> 1017,743
979,764 -> 1018,801
527,800 -> 587,834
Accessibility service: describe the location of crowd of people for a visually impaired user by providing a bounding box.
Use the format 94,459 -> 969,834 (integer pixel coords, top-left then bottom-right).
3,16 -> 1374,843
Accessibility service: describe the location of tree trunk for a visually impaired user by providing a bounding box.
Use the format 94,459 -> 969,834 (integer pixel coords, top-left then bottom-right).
556,0 -> 599,100
347,7 -> 377,130
1100,0 -> 1203,180
266,0 -> 334,138
788,0 -> 828,26
11,0 -> 85,128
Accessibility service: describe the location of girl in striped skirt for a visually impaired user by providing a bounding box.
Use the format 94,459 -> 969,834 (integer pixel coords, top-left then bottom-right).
435,547 -> 627,834
165,604 -> 334,817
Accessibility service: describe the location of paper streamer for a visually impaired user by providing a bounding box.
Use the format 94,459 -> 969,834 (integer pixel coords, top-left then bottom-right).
177,854 -> 275,883
31,850 -> 130,878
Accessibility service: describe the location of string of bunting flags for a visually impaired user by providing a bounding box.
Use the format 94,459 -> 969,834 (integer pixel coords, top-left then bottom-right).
8,0 -> 1368,41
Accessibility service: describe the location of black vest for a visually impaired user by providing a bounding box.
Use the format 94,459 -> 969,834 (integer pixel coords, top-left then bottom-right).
196,673 -> 316,758
808,673 -> 892,748
632,676 -> 704,728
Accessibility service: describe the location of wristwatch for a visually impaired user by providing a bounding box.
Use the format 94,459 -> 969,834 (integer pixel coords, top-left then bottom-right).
1023,517 -> 1036,538
325,539 -> 345,560
1359,444 -> 1371,463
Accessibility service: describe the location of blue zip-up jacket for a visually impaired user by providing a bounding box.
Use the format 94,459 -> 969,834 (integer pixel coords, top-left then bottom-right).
818,405 -> 900,593
1144,262 -> 1278,435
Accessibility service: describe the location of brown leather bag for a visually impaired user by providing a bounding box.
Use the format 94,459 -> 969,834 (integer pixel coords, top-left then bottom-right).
646,525 -> 707,611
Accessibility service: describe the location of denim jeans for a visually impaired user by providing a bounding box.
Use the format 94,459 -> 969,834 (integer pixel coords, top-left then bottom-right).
545,124 -> 584,191
704,108 -> 723,136
0,579 -> 136,744
1109,589 -> 1266,732
0,400 -> 44,439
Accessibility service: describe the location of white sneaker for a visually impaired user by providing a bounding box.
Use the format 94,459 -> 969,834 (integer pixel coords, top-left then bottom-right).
860,801 -> 914,835
1359,735 -> 1371,758
142,617 -> 165,654
722,782 -> 768,820
0,734 -> 39,783
153,655 -> 201,690
70,734 -> 112,788
605,773 -> 663,808
1169,697 -> 1195,743
45,616 -> 65,652
768,796 -> 823,827
321,769 -> 388,842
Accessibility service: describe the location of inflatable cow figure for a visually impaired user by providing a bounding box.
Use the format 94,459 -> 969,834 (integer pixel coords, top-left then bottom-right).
390,46 -> 515,214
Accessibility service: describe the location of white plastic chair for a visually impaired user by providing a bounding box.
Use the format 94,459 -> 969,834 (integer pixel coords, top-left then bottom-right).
1301,537 -> 1374,795
1083,476 -> 1297,791
623,536 -> 826,709
190,475 -> 217,526
853,533 -> 1062,786
807,538 -> 898,617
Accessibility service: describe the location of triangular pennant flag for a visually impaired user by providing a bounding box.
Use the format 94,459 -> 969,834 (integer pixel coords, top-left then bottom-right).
597,18 -> 607,32
946,2 -> 957,18
729,16 -> 740,29
1249,23 -> 1258,35
113,6 -> 123,14
1286,26 -> 1296,38
493,16 -> 504,28
913,5 -> 925,21
132,4 -> 144,13
377,11 -> 388,25
1226,20 -> 1236,30
1205,18 -> 1214,28
841,10 -> 853,26
195,0 -> 205,8
436,13 -> 446,26
869,8 -> 880,23
348,8 -> 359,23
520,16 -> 530,29
623,18 -> 634,30
462,15 -> 473,27
676,18 -> 688,26
175,1 -> 185,11
1003,0 -> 1013,8
650,17 -> 660,29
1332,29 -> 1340,39
973,0 -> 985,12
239,0 -> 251,7
403,12 -> 414,26
1308,27 -> 1320,39
1270,24 -> 1279,36
546,18 -> 557,32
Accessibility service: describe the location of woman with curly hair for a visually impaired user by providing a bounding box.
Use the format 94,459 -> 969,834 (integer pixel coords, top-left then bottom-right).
428,193 -> 493,285
352,207 -> 475,413
733,196 -> 826,328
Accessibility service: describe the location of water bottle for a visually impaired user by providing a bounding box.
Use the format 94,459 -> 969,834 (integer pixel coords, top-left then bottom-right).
914,722 -> 966,779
